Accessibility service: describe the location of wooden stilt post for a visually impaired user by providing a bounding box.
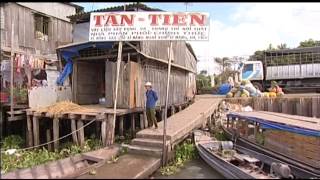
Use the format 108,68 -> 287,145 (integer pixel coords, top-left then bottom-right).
178,106 -> 182,112
131,113 -> 136,137
27,115 -> 33,147
53,117 -> 59,150
171,106 -> 175,116
119,116 -> 124,138
32,116 -> 39,146
144,110 -> 148,128
101,118 -> 107,147
109,25 -> 124,145
46,129 -> 52,151
10,23 -> 14,122
140,113 -> 144,130
162,41 -> 173,166
71,119 -> 78,145
161,108 -> 165,121
106,114 -> 114,146
77,120 -> 84,147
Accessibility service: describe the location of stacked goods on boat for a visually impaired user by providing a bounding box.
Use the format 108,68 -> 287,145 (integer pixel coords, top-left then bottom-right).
226,80 -> 285,98
263,130 -> 320,169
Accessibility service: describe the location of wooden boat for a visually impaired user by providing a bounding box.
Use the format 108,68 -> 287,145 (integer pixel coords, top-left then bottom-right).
193,130 -> 285,179
1,151 -> 106,179
222,111 -> 320,179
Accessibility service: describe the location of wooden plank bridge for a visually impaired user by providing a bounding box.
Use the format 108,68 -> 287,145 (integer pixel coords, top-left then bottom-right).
78,96 -> 222,179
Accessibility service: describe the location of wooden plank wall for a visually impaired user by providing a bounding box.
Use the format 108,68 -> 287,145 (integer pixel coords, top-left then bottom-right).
141,60 -> 187,107
105,61 -> 130,108
2,3 -> 73,54
225,96 -> 320,118
140,41 -> 197,72
104,58 -> 191,109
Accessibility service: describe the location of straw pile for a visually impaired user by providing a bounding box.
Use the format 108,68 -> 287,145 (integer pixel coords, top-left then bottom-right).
36,101 -> 92,116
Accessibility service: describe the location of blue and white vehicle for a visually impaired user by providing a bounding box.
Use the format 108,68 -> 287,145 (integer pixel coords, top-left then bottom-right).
238,46 -> 320,92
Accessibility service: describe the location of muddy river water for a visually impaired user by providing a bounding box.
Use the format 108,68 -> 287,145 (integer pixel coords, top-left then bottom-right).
151,158 -> 225,179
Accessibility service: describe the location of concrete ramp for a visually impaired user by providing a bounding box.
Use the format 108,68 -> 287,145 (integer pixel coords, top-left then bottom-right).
77,154 -> 160,179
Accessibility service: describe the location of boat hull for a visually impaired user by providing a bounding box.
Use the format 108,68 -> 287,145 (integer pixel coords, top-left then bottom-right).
194,130 -> 256,179
222,126 -> 320,179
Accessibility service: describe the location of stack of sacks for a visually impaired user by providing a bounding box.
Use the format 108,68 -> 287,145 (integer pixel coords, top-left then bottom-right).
242,80 -> 262,97
226,80 -> 262,98
268,81 -> 284,97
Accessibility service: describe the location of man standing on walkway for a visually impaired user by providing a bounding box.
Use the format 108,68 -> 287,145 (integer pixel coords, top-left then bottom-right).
145,82 -> 158,129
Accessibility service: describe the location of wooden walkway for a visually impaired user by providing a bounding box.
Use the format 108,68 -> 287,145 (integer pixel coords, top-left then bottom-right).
76,96 -> 223,179
229,111 -> 320,131
136,97 -> 222,144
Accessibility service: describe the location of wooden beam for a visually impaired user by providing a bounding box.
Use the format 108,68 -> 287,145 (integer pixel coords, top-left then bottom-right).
46,129 -> 52,151
53,117 -> 60,150
10,23 -> 14,120
101,119 -> 107,147
125,42 -> 196,73
109,39 -> 123,146
162,41 -> 173,166
131,114 -> 136,137
161,109 -> 166,121
144,110 -> 148,128
74,52 -> 138,61
77,120 -> 85,147
27,115 -> 33,147
106,114 -> 114,146
140,113 -> 144,130
32,116 -> 40,146
119,116 -> 124,138
71,119 -> 78,145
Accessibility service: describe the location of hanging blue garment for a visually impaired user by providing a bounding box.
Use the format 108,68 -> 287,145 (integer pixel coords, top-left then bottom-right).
56,61 -> 72,86
55,42 -> 114,86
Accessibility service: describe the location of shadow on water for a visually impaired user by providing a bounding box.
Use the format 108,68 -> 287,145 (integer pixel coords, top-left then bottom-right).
151,158 -> 225,179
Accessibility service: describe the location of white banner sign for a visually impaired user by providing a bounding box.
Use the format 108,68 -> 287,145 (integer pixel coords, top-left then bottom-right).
89,12 -> 210,41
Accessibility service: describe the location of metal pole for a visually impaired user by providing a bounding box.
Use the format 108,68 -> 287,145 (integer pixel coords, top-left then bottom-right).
162,41 -> 173,166
10,23 -> 14,119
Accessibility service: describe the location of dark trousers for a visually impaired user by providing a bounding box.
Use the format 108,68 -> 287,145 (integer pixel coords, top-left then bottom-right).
146,108 -> 157,128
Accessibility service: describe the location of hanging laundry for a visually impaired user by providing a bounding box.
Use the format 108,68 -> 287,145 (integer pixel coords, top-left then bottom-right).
15,54 -> 20,73
29,55 -> 34,69
21,54 -> 28,67
0,60 -> 10,88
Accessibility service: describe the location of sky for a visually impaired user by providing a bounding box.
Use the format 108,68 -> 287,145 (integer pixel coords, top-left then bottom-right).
74,2 -> 320,74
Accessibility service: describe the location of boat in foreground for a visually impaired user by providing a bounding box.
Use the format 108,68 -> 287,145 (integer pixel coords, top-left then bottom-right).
193,130 -> 292,179
222,111 -> 320,179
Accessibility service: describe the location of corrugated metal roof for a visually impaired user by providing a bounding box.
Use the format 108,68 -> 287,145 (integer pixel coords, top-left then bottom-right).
67,3 -> 163,23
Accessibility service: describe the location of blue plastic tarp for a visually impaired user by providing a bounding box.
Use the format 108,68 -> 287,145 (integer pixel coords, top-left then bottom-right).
56,42 -> 113,86
218,83 -> 232,95
227,113 -> 320,137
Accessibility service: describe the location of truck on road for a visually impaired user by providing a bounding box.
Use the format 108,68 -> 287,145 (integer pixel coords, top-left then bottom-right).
239,46 -> 320,93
